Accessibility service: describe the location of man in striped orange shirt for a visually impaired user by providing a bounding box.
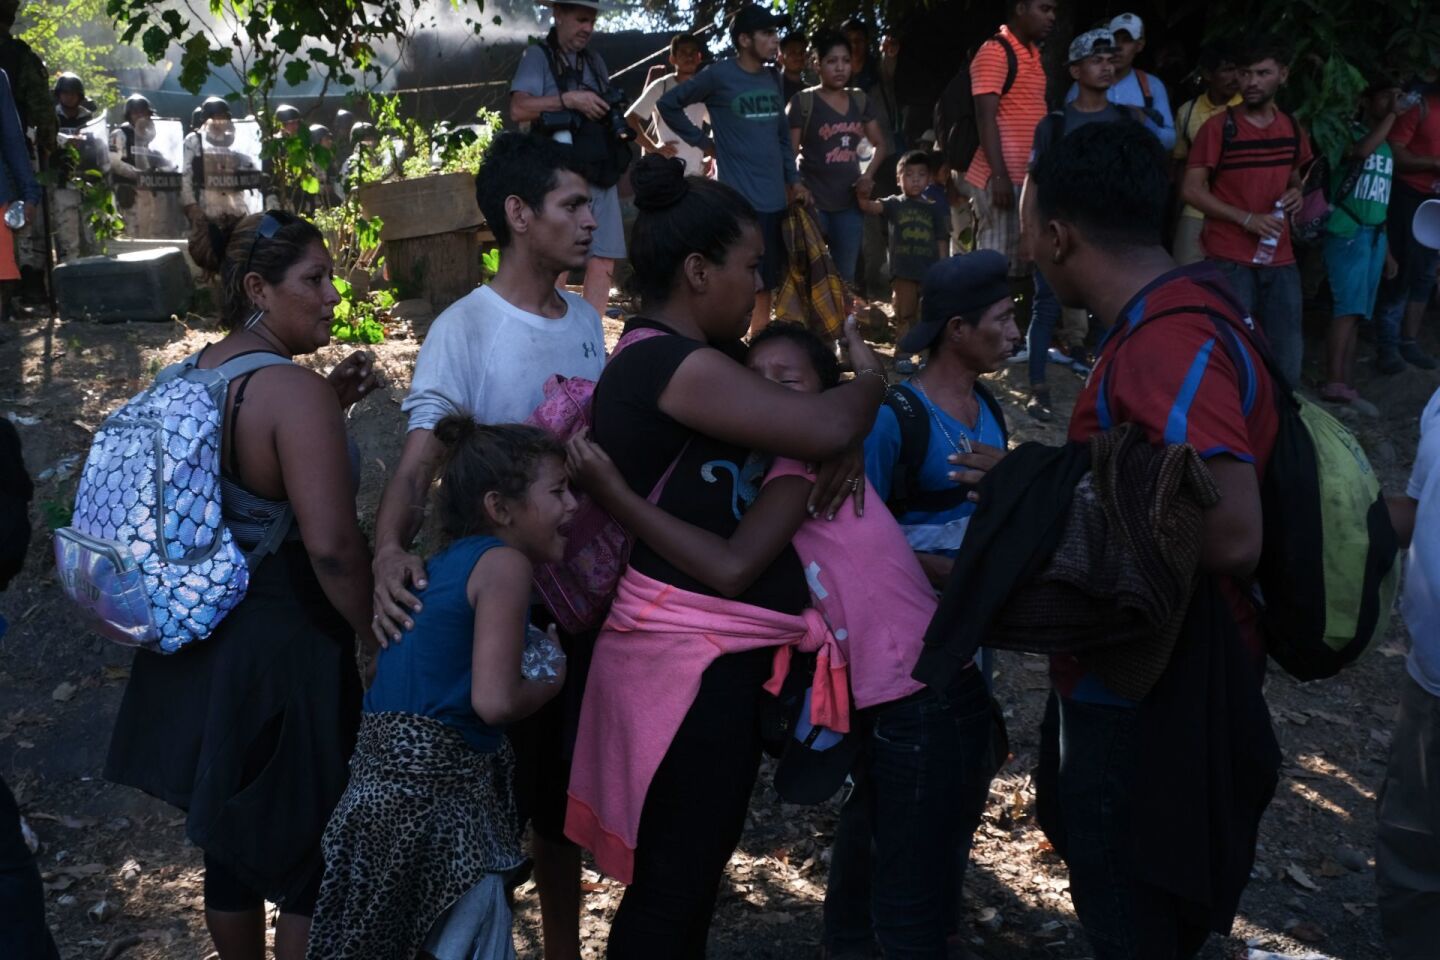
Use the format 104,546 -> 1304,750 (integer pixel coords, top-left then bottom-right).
965,0 -> 1055,278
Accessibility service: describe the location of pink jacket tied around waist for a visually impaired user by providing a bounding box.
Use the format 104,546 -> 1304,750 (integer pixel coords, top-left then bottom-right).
565,567 -> 848,884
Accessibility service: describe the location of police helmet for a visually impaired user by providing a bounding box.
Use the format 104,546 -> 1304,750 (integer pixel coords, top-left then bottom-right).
124,94 -> 153,122
349,122 -> 379,144
309,123 -> 332,140
53,72 -> 84,99
274,104 -> 301,124
200,96 -> 232,121
333,109 -> 355,135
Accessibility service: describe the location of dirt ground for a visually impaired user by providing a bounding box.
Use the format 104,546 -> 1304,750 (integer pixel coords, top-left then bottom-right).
1,289 -> 1438,960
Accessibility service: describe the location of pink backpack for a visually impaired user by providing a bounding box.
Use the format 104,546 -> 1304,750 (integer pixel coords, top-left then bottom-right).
525,327 -> 680,633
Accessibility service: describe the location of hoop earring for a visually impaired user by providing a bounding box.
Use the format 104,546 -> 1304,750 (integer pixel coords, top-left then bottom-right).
244,307 -> 266,330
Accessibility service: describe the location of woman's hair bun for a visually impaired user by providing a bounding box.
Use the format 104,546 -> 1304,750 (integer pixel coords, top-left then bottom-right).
186,212 -> 243,274
433,413 -> 478,449
631,154 -> 691,212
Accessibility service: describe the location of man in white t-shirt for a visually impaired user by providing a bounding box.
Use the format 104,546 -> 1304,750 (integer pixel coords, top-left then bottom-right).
625,33 -> 712,176
371,131 -> 603,960
374,131 -> 602,626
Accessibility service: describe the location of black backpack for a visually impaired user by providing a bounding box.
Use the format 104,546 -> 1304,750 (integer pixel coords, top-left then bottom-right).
934,34 -> 1017,173
883,381 -> 1009,516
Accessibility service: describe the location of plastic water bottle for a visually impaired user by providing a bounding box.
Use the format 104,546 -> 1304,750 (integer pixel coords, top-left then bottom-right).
521,623 -> 566,684
1251,201 -> 1285,266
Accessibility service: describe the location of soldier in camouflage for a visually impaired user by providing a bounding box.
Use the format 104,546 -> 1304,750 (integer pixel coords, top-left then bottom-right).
0,0 -> 55,296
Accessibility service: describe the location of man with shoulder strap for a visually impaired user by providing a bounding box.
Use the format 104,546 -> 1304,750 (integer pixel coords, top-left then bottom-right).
1182,35 -> 1311,386
864,251 -> 1017,588
1023,28 -> 1160,421
510,0 -> 629,316
964,0 -> 1054,280
1065,13 -> 1177,151
821,250 -> 1016,958
1023,117 -> 1280,960
1171,42 -> 1242,264
624,33 -> 710,177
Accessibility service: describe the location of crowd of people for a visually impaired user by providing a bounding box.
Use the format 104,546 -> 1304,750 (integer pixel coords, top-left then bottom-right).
3,1 -> 1440,960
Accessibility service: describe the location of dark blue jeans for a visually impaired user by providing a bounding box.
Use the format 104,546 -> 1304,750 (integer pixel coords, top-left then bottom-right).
815,205 -> 865,287
1052,695 -> 1210,960
1376,181 -> 1440,350
1029,271 -> 1060,386
823,668 -> 994,959
1212,260 -> 1302,386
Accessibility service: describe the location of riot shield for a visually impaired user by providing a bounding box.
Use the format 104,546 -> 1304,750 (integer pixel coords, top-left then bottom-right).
196,116 -> 265,219
59,115 -> 109,175
123,117 -> 186,238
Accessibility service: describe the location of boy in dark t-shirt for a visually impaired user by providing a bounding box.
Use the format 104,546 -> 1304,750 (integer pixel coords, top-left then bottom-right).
858,150 -> 949,366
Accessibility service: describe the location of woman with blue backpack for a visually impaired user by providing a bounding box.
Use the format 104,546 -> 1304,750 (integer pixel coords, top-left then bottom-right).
101,210 -> 380,960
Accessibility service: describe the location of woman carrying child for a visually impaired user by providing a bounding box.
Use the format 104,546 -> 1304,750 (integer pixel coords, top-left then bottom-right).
307,419 -> 576,960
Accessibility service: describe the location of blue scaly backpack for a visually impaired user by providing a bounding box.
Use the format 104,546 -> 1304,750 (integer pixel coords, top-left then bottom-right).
54,350 -> 294,653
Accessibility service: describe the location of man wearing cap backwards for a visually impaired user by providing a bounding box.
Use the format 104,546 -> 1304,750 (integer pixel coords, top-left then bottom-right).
1023,119 -> 1279,960
1377,199 -> 1440,960
1024,28 -> 1159,421
658,2 -> 809,335
1066,13 -> 1176,151
511,0 -> 629,316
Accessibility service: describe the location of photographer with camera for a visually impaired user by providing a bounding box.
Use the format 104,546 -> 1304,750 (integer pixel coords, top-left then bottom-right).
511,0 -> 633,315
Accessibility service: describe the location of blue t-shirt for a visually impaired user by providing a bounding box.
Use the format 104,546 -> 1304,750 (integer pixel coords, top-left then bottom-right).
657,58 -> 799,213
364,535 -> 508,752
863,384 -> 1006,558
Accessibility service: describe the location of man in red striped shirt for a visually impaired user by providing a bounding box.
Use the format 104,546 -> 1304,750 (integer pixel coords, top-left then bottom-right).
1182,36 -> 1311,386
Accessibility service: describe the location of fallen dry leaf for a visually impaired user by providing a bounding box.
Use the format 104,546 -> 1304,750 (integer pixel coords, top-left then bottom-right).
51,681 -> 77,703
1285,863 -> 1321,891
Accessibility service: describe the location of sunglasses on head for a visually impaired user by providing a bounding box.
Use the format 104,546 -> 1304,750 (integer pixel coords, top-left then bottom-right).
241,212 -> 284,278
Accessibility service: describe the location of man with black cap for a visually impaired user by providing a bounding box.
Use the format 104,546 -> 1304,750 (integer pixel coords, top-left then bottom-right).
658,2 -> 808,335
821,249 -> 1013,959
864,249 -> 1017,588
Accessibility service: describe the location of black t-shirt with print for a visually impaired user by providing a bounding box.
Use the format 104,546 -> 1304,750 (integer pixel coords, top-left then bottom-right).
592,318 -> 808,615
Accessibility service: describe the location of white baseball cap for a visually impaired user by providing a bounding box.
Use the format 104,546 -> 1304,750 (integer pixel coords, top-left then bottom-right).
1108,13 -> 1144,40
1414,199 -> 1440,250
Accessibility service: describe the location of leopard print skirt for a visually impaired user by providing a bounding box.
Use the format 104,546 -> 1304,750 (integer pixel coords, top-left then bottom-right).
306,712 -> 524,960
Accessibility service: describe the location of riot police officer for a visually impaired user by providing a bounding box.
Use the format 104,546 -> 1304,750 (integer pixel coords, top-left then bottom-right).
110,94 -> 184,238
183,96 -> 261,224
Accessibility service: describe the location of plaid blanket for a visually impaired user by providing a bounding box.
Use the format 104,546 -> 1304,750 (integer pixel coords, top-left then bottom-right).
774,204 -> 847,340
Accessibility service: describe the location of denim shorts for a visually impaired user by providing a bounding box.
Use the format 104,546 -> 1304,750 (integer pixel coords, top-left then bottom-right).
1323,226 -> 1388,319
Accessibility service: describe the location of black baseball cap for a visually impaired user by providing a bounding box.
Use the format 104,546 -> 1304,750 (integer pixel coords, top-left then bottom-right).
898,250 -> 1013,354
732,3 -> 789,36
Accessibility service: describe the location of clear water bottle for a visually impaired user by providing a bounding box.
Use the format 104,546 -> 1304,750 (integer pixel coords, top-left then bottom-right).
521,623 -> 565,684
1251,201 -> 1285,266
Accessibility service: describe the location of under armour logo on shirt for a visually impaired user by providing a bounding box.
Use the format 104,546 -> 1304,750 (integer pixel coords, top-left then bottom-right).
582,342 -> 598,358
